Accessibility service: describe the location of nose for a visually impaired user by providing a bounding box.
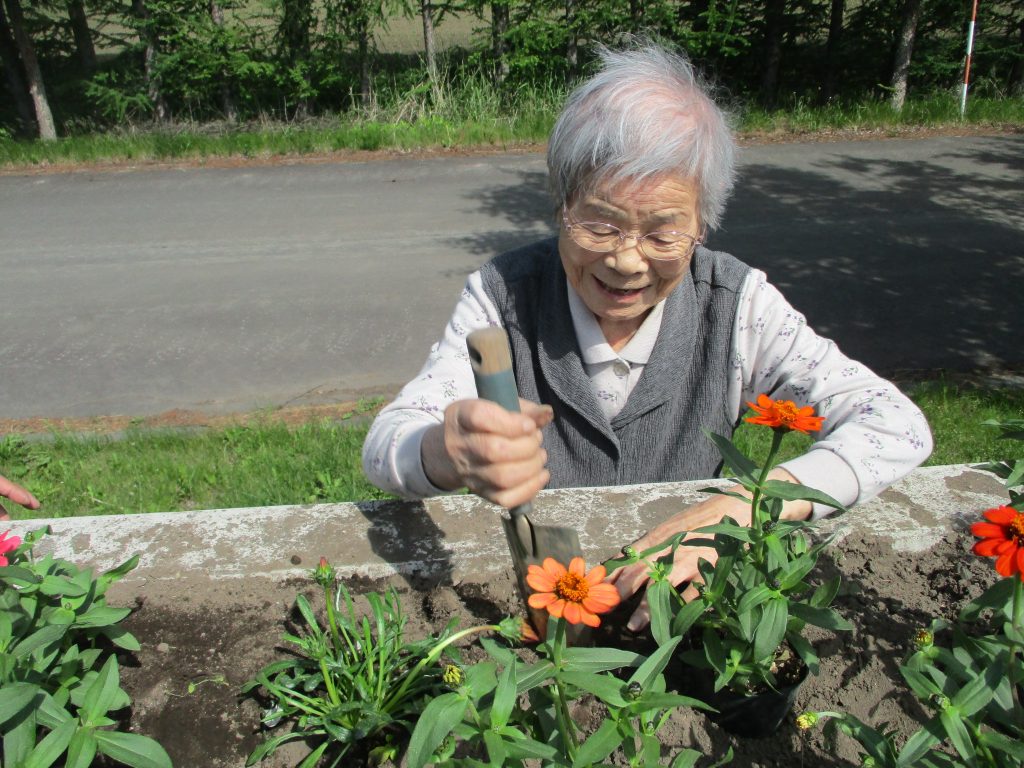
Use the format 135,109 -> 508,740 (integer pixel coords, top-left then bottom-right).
604,235 -> 649,274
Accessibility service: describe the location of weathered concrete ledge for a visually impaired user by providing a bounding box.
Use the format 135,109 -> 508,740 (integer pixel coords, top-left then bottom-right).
7,463 -> 1008,589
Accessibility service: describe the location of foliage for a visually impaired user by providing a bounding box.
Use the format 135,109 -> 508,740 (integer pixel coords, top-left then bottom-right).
802,417 -> 1024,767
0,526 -> 171,768
608,398 -> 852,696
242,557 -> 515,767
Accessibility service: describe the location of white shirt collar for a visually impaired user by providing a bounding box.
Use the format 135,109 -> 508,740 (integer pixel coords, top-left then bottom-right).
567,282 -> 665,365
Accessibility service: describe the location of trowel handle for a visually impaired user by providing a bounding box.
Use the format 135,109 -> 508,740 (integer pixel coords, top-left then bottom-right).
466,327 -> 533,520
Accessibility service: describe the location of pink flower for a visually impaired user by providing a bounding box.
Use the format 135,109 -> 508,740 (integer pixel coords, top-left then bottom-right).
0,530 -> 22,567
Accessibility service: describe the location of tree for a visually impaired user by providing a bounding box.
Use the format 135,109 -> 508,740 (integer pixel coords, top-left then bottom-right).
0,0 -> 35,134
67,0 -> 97,74
821,0 -> 845,101
209,0 -> 238,121
420,0 -> 437,83
890,0 -> 922,110
3,0 -> 57,139
278,0 -> 314,115
132,0 -> 169,121
759,0 -> 787,105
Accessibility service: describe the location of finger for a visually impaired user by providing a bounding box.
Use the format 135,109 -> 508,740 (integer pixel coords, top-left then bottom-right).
456,400 -> 538,437
519,400 -> 554,429
0,476 -> 39,510
628,595 -> 650,632
0,502 -> 9,521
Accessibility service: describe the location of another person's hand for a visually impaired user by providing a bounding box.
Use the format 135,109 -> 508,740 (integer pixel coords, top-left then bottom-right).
421,398 -> 554,509
607,468 -> 812,631
0,474 -> 41,521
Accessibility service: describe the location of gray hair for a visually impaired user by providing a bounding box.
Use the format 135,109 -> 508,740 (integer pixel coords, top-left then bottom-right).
546,42 -> 736,232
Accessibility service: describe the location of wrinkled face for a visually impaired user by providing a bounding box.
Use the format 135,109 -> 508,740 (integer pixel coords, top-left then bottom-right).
559,175 -> 702,347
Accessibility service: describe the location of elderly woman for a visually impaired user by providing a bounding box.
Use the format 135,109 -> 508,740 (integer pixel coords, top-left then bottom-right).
362,42 -> 932,628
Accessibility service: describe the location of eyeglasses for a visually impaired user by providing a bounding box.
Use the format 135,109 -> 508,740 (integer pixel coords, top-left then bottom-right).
562,207 -> 702,262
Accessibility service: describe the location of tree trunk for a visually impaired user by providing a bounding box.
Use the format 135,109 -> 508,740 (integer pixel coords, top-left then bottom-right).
0,0 -> 35,134
209,0 -> 237,121
491,0 -> 508,87
132,0 -> 169,121
758,0 -> 786,107
67,0 -> 96,74
889,0 -> 922,111
821,0 -> 845,102
1007,16 -> 1024,97
630,0 -> 644,29
3,0 -> 56,139
420,0 -> 437,83
565,0 -> 577,79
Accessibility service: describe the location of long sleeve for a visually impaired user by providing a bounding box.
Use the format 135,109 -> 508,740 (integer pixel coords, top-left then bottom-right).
727,269 -> 933,518
361,272 -> 500,499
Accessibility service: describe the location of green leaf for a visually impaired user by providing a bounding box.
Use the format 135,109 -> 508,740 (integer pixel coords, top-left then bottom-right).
559,671 -> 628,708
103,626 -> 141,651
787,632 -> 819,675
671,599 -> 706,638
73,606 -> 131,630
899,666 -> 943,700
12,624 -> 68,658
405,692 -> 468,768
515,660 -> 556,693
760,480 -> 846,511
5,706 -> 37,767
482,730 -> 507,766
810,577 -> 841,608
94,731 -> 173,768
490,658 -> 517,729
293,594 -> 320,632
22,718 -> 76,768
101,555 -> 140,583
572,718 -> 620,768
896,718 -> 944,765
81,656 -> 122,723
647,579 -> 672,646
959,577 -> 1015,622
753,598 -> 788,662
502,732 -> 559,760
670,749 -> 703,768
245,732 -> 305,766
951,658 -> 1000,717
788,601 -> 853,631
629,635 -> 681,691
38,576 -> 88,598
464,661 -> 498,699
560,647 -> 642,673
0,682 -> 39,727
979,730 -> 1024,759
938,708 -> 976,764
65,727 -> 98,768
736,585 -> 773,615
704,431 -> 758,484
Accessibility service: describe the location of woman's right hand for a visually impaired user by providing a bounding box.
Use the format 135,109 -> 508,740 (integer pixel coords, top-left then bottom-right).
0,473 -> 41,521
422,398 -> 554,508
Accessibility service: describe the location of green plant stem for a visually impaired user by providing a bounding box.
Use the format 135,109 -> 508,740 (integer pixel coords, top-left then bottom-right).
1011,576 -> 1023,728
966,717 -> 998,766
381,623 -> 499,711
550,619 -> 579,759
319,657 -> 341,707
749,428 -> 785,567
323,582 -> 344,658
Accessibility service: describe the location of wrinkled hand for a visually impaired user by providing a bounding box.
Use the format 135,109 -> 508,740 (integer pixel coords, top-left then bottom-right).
0,473 -> 41,521
607,469 -> 811,631
422,398 -> 554,509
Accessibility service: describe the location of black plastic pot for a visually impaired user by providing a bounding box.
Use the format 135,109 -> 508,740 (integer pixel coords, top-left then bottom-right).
702,664 -> 809,738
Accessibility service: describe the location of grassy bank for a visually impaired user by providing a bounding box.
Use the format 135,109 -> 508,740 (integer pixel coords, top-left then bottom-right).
1,379 -> 1021,519
1,91 -> 1021,169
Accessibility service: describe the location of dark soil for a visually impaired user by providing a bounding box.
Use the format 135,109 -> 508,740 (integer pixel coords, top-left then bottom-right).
110,523 -> 998,768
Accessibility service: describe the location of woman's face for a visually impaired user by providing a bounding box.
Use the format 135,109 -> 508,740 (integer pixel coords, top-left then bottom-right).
559,174 -> 702,349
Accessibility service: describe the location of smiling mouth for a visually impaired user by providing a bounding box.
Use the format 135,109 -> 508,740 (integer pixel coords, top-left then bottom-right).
596,277 -> 646,297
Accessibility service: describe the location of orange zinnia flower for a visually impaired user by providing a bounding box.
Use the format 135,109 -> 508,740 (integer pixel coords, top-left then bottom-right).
526,557 -> 620,628
971,505 -> 1024,581
745,394 -> 825,434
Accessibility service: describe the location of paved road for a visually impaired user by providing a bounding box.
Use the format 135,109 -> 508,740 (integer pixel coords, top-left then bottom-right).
1,134 -> 1021,421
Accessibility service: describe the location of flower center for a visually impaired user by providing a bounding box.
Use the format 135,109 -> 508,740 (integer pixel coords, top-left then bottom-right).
555,572 -> 590,604
775,401 -> 800,425
1010,512 -> 1024,544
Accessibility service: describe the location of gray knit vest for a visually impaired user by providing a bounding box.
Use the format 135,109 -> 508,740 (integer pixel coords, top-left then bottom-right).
479,238 -> 750,489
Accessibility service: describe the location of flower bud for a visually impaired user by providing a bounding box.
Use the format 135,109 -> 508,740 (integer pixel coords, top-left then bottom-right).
621,545 -> 638,559
930,693 -> 951,710
795,712 -> 818,730
442,664 -> 465,688
861,757 -> 877,767
913,628 -> 933,650
312,557 -> 336,588
625,681 -> 643,701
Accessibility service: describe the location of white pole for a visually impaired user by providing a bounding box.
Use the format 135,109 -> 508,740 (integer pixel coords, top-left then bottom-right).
960,0 -> 980,117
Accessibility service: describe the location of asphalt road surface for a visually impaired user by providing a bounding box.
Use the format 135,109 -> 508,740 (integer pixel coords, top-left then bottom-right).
1,134 -> 1021,421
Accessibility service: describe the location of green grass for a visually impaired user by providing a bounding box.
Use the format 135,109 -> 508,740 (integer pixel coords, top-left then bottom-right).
1,91 -> 1020,169
1,380 -> 1021,520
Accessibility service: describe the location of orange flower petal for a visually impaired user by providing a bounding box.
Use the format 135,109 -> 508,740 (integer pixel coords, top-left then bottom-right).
547,598 -> 566,618
995,546 -> 1019,577
526,565 -> 557,593
585,564 -> 607,586
580,609 -> 601,628
562,601 -> 583,625
974,539 -> 1003,557
971,522 -> 1006,539
584,583 -> 621,610
983,506 -> 1019,524
542,558 -> 568,580
529,592 -> 557,609
567,557 -> 586,577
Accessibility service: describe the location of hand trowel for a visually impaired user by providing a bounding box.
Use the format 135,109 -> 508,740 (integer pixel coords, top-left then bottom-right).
466,327 -> 584,641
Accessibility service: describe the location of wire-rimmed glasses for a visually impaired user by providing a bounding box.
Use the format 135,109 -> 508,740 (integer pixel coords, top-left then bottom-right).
562,207 -> 702,262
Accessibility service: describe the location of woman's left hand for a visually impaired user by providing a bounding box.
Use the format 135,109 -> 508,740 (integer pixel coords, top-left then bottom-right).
0,474 -> 40,521
606,468 -> 811,631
